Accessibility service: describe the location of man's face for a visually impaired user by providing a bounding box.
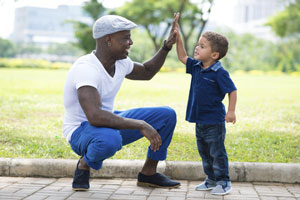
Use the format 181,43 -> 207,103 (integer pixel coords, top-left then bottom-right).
194,36 -> 213,62
109,30 -> 133,60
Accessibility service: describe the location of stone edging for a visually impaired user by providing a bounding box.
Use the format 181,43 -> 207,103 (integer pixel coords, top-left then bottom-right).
0,158 -> 299,183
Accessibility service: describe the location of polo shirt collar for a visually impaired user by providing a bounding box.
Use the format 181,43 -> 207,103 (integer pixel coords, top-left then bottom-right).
198,61 -> 222,72
211,61 -> 222,71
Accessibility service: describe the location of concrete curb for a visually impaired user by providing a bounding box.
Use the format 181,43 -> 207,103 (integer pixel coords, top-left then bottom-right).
0,158 -> 299,183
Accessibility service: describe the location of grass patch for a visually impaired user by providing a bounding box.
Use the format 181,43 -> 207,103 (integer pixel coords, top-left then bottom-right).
0,68 -> 299,163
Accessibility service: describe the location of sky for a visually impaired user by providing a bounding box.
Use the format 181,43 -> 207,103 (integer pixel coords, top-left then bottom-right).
0,0 -> 235,39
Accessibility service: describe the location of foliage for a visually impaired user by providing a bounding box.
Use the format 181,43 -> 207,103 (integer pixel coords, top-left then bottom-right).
83,0 -> 106,21
12,42 -> 83,57
15,43 -> 42,55
178,0 -> 213,55
274,38 -> 300,72
2,27 -> 300,73
0,37 -> 16,57
0,69 -> 299,163
46,42 -> 84,56
68,0 -> 106,53
221,30 -> 277,72
220,29 -> 300,73
71,22 -> 95,54
116,0 -> 213,54
266,0 -> 300,38
128,29 -> 154,63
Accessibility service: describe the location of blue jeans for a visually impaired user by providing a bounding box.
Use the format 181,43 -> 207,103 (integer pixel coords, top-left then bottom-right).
196,123 -> 230,182
70,106 -> 176,170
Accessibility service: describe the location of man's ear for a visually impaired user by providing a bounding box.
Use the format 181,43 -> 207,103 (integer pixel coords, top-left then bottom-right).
105,35 -> 111,42
211,52 -> 219,60
105,35 -> 112,46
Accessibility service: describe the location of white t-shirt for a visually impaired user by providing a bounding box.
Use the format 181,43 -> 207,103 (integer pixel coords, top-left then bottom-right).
63,51 -> 134,142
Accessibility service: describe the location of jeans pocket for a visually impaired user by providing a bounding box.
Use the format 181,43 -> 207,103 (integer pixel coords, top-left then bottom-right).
218,123 -> 226,140
196,124 -> 219,139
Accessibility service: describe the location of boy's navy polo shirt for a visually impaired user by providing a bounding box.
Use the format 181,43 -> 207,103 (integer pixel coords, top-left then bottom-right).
186,57 -> 237,124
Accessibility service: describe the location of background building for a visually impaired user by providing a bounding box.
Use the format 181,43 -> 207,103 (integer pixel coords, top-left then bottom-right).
209,0 -> 286,40
13,5 -> 90,46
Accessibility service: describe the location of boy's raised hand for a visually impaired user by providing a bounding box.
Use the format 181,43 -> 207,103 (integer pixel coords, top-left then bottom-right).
174,12 -> 188,64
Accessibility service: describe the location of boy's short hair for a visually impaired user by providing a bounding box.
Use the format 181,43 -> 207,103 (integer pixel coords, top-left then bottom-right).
202,31 -> 228,60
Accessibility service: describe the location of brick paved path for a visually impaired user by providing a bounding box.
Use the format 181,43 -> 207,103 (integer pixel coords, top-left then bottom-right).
0,177 -> 299,200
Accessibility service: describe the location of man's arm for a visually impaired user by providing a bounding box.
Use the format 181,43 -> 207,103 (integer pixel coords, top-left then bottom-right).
126,47 -> 171,80
77,86 -> 162,151
126,13 -> 179,80
225,90 -> 237,124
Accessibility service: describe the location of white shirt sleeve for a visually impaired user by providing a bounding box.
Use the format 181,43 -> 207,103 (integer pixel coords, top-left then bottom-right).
73,63 -> 98,90
125,57 -> 134,75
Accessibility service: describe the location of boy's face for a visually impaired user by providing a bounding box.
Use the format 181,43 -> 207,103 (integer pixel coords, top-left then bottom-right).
194,36 -> 214,62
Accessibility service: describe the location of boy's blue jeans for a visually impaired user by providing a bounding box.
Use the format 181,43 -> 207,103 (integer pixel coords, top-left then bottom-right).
69,106 -> 176,170
196,122 -> 230,182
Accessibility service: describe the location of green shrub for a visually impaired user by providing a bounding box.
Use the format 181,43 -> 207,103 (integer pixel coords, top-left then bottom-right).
291,71 -> 300,76
266,71 -> 285,76
248,70 -> 265,75
0,58 -> 71,70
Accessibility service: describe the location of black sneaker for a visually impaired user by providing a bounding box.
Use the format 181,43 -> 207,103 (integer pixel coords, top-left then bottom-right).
72,159 -> 90,191
137,172 -> 180,188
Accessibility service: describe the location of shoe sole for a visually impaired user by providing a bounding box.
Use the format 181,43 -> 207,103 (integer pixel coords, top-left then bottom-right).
72,188 -> 89,191
211,187 -> 232,195
195,187 -> 214,191
137,181 -> 180,189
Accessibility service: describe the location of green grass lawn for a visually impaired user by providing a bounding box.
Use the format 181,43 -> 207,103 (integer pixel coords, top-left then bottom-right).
0,68 -> 299,163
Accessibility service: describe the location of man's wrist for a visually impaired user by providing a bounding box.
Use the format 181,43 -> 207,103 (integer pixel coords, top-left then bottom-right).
136,119 -> 146,130
162,40 -> 172,51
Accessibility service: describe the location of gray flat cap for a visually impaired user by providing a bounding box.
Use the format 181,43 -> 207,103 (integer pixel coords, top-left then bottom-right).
93,15 -> 137,39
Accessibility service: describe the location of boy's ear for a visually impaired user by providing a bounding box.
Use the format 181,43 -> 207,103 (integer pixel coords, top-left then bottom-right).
211,52 -> 219,60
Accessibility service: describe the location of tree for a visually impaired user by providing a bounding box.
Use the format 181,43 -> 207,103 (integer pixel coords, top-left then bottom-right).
218,29 -> 300,73
72,22 -> 95,53
265,0 -> 300,72
273,39 -> 300,72
69,0 -> 106,53
47,42 -> 83,56
266,0 -> 300,38
0,38 -> 16,58
117,0 -> 213,55
16,43 -> 43,55
221,30 -> 277,72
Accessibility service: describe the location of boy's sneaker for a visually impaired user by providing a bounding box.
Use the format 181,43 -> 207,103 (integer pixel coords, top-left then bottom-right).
195,178 -> 216,191
211,181 -> 232,195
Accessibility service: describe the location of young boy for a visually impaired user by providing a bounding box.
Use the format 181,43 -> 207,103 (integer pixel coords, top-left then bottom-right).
175,13 -> 237,195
